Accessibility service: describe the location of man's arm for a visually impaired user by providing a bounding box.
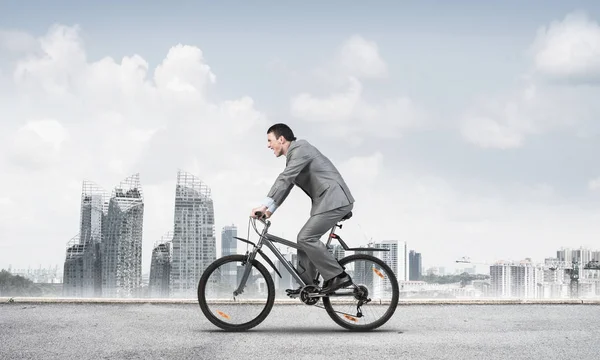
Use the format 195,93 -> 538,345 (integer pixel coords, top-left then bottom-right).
265,147 -> 312,211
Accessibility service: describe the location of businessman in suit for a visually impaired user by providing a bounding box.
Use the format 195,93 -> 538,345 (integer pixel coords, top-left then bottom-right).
250,123 -> 355,295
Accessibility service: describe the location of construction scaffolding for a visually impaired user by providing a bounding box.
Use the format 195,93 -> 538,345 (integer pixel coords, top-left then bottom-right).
101,174 -> 144,298
149,231 -> 173,298
63,234 -> 85,297
80,180 -> 107,297
170,170 -> 216,298
80,180 -> 108,244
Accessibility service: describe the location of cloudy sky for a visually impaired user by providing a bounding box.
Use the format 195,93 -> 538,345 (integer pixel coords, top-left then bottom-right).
1,1 -> 600,275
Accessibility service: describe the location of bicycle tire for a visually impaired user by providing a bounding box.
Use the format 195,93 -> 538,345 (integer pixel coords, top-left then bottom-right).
322,253 -> 399,331
197,254 -> 275,331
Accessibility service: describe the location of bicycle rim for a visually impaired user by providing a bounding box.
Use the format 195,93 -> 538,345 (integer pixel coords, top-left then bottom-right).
197,255 -> 275,331
322,254 -> 399,331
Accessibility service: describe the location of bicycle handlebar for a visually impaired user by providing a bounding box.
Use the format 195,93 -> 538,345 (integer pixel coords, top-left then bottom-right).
250,211 -> 270,236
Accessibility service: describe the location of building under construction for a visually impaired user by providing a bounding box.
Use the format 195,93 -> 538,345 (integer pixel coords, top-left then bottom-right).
63,181 -> 107,297
63,234 -> 85,297
101,174 -> 145,298
170,170 -> 216,298
149,232 -> 173,298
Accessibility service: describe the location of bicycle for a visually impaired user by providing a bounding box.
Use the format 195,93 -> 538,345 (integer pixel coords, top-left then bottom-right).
197,210 -> 400,331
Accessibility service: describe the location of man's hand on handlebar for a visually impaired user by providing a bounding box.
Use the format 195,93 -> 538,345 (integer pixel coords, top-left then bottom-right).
250,205 -> 272,219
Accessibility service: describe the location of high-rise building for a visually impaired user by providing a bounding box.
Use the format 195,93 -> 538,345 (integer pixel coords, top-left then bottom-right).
274,250 -> 298,297
221,225 -> 237,257
328,244 -> 345,261
63,234 -> 85,297
221,225 -> 238,290
558,247 -> 599,280
374,240 -> 407,282
170,170 -> 216,298
79,181 -> 107,297
511,261 -> 543,298
490,260 -> 544,298
63,180 -> 107,297
101,174 -> 145,298
149,232 -> 173,298
409,250 -> 422,281
490,262 -> 512,298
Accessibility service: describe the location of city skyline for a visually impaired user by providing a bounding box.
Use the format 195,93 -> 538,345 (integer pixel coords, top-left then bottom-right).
2,2 -> 600,274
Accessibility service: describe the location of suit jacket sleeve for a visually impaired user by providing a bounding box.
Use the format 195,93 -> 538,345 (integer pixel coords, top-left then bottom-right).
266,146 -> 312,207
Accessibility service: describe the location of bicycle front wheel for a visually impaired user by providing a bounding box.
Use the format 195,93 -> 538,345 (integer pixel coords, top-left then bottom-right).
197,254 -> 275,331
322,253 -> 399,331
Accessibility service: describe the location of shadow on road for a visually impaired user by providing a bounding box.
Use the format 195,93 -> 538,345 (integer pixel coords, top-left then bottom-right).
199,327 -> 403,334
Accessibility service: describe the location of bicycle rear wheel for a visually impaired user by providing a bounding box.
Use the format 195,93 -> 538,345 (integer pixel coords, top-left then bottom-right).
322,254 -> 399,331
197,254 -> 275,331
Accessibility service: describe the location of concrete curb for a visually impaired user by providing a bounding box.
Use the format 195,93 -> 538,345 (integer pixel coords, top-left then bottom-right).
1,297 -> 599,305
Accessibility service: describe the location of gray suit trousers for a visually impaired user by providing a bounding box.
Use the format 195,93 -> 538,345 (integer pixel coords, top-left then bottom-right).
296,203 -> 354,284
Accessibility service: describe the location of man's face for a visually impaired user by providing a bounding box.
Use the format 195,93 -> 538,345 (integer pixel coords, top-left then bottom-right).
267,132 -> 284,157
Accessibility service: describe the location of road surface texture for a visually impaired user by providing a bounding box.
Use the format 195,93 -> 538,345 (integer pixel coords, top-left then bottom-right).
1,301 -> 599,359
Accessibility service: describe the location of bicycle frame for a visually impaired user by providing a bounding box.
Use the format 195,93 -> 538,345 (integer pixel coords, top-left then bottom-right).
233,216 -> 388,296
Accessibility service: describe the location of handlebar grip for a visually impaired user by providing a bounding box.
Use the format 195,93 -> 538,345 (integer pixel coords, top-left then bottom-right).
254,211 -> 264,218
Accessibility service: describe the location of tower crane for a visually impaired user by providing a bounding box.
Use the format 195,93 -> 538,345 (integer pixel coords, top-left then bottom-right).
456,257 -> 600,298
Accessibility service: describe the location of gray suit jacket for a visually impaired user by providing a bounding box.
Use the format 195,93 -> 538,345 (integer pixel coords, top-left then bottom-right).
267,139 -> 355,216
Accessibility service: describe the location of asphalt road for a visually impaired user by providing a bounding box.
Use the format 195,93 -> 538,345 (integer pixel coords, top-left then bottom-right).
1,303 -> 599,359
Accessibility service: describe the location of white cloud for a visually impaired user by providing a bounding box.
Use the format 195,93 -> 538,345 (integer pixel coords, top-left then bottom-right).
290,36 -> 427,143
308,154 -> 600,270
460,90 -> 535,149
9,119 -> 69,168
460,12 -> 600,149
338,152 -> 384,184
0,30 -> 38,54
154,44 -> 216,93
1,18 -> 599,279
589,177 -> 600,191
0,23 -> 271,271
460,114 -> 525,149
290,76 -> 426,143
14,25 -> 86,96
459,73 -> 600,148
290,76 -> 362,122
336,35 -> 388,79
21,119 -> 68,150
532,11 -> 600,82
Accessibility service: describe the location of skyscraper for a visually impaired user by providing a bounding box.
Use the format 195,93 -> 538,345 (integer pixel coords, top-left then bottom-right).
170,170 -> 216,298
374,240 -> 408,282
63,180 -> 107,297
79,181 -> 107,297
63,234 -> 85,297
490,262 -> 512,298
101,174 -> 145,298
409,250 -> 422,281
221,225 -> 237,258
221,225 -> 238,290
490,260 -> 544,298
149,232 -> 173,298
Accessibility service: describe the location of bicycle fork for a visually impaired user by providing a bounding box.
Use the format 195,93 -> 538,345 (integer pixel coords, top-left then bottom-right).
233,248 -> 258,297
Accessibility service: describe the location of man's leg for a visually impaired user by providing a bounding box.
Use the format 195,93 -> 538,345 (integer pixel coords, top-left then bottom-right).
296,204 -> 354,284
296,249 -> 318,286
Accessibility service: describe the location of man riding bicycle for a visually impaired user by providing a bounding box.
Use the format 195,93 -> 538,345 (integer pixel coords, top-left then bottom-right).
250,123 -> 355,295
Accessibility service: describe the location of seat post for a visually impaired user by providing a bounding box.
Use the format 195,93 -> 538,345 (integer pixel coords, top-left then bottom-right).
325,225 -> 337,247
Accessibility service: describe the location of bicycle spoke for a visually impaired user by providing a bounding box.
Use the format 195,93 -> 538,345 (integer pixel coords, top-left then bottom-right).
322,254 -> 399,330
197,255 -> 275,331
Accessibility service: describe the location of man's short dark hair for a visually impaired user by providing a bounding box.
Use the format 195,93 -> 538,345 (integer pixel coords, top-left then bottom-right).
267,123 -> 297,142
